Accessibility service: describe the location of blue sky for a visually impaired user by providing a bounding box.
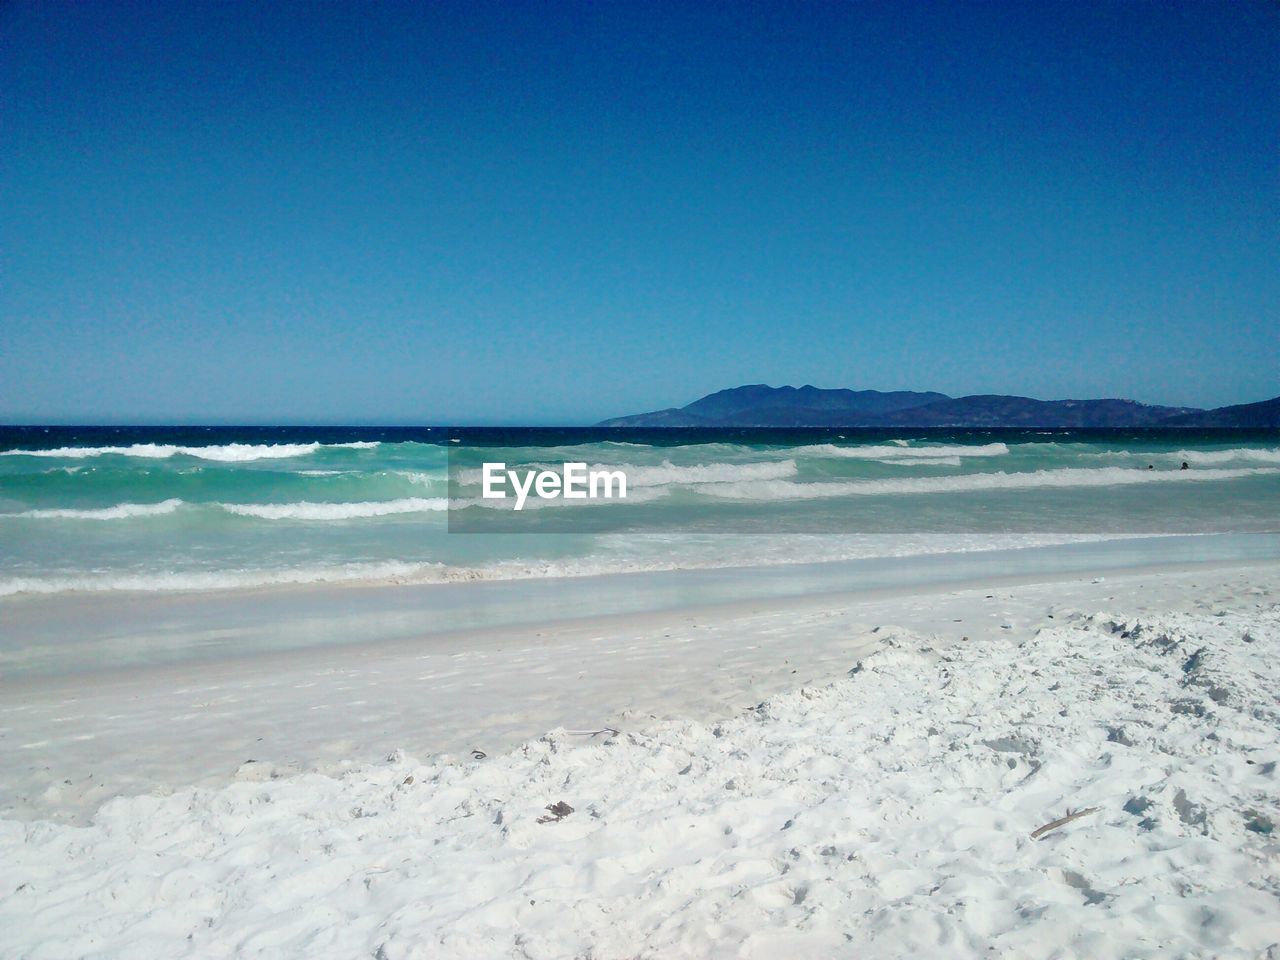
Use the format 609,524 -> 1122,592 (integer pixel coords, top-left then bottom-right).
2,1 -> 1276,424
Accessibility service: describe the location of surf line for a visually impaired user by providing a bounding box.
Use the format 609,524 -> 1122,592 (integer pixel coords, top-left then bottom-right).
481,462 -> 627,511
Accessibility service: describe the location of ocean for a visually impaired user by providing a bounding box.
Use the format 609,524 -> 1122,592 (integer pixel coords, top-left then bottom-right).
1,425 -> 1278,599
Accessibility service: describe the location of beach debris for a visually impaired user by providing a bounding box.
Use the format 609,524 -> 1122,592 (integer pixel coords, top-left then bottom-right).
1031,806 -> 1100,840
1172,789 -> 1208,832
563,727 -> 620,739
1244,810 -> 1274,835
537,801 -> 574,824
1106,726 -> 1134,746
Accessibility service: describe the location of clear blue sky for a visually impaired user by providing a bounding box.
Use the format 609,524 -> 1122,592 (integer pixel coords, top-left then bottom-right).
2,1 -> 1276,424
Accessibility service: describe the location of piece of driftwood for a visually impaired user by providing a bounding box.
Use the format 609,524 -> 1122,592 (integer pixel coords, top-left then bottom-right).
1031,806 -> 1100,840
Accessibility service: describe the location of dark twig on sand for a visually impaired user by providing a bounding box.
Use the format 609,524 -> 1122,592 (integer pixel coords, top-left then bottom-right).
564,728 -> 620,738
1031,806 -> 1100,840
537,801 -> 574,824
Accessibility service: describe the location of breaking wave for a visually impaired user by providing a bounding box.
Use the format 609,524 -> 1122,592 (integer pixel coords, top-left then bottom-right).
455,460 -> 798,488
219,498 -> 448,520
0,533 -> 1121,597
617,459 -> 798,486
1174,448 -> 1280,466
0,561 -> 446,597
3,499 -> 185,521
697,466 -> 1278,501
0,442 -> 379,462
873,456 -> 963,467
792,442 -> 1010,459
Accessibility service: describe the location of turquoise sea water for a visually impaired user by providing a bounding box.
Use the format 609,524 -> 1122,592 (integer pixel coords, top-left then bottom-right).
1,426 -> 1277,597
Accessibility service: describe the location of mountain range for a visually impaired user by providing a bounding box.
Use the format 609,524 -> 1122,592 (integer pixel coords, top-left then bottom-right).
597,385 -> 1280,428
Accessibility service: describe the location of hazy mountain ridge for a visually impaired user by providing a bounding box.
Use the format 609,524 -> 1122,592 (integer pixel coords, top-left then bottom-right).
598,385 -> 1280,428
1159,396 -> 1280,428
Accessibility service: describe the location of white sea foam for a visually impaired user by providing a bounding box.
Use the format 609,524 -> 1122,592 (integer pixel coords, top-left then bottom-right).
873,456 -> 963,467
697,466 -> 1278,501
0,533 -> 1122,597
1083,447 -> 1280,467
1071,447 -> 1280,467
0,441 -> 379,461
0,560 -> 446,597
620,459 -> 798,486
456,460 -> 798,488
792,442 -> 1010,459
2,499 -> 185,521
3,494 -> 452,522
1174,448 -> 1280,466
457,486 -> 670,511
398,470 -> 448,486
219,497 -> 448,520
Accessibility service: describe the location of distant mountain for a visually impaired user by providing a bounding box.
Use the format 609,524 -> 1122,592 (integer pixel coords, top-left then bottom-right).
877,394 -> 1197,428
1159,396 -> 1280,428
597,384 -> 1279,428
596,385 -> 949,427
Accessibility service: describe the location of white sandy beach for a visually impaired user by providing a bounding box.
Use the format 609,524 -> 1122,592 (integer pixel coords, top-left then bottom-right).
2,552 -> 1279,958
5,0 -> 1278,954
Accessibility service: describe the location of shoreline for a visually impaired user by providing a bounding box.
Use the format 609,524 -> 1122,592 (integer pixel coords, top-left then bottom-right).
8,549 -> 1278,686
5,531 -> 1279,681
4,554 -> 1278,826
